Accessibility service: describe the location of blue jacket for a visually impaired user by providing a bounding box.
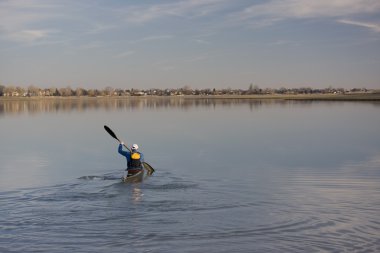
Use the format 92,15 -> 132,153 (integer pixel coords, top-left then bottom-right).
118,144 -> 144,169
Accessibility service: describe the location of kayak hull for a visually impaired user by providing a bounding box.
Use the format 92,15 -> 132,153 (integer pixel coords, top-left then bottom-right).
122,169 -> 144,183
122,162 -> 154,183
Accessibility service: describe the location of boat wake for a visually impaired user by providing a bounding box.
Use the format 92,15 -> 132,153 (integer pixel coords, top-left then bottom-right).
78,175 -> 120,181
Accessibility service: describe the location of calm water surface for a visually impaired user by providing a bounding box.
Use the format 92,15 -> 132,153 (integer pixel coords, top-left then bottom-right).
0,98 -> 379,252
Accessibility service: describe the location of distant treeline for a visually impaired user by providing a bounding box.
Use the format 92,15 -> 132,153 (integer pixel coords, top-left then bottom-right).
0,84 -> 374,97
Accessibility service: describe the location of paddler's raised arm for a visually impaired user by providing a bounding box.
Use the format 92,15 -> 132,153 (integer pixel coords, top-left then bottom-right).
118,142 -> 129,156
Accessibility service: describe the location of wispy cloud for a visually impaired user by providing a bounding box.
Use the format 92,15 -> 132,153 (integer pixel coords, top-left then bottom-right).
153,60 -> 176,71
193,39 -> 211,45
0,0 -> 63,43
161,65 -> 176,71
79,41 -> 104,50
86,23 -> 117,35
243,0 -> 380,19
185,54 -> 211,63
121,0 -> 229,23
7,29 -> 52,43
129,35 -> 174,44
114,50 -> 135,59
338,19 -> 380,33
0,1 -> 110,45
230,0 -> 380,27
268,40 -> 301,47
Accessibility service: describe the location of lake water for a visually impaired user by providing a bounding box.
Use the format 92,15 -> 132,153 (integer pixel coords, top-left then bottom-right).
0,98 -> 379,252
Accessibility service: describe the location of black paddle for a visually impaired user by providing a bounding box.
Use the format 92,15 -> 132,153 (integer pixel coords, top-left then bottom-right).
104,125 -> 131,152
104,125 -> 155,175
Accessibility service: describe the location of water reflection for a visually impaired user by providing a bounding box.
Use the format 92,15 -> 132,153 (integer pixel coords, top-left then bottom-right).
132,187 -> 143,203
1,96 -> 379,252
3,97 -> 378,116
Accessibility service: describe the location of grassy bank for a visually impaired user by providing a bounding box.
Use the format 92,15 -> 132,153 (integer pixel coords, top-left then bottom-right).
1,92 -> 380,101
187,93 -> 380,101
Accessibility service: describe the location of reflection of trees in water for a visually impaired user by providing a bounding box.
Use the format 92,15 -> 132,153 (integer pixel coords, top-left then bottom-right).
1,97 -> 377,116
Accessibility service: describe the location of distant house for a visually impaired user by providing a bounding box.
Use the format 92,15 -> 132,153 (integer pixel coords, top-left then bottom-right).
133,91 -> 145,96
42,89 -> 52,96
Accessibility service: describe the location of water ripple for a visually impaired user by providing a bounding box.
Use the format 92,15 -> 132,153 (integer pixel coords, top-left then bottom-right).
1,168 -> 380,253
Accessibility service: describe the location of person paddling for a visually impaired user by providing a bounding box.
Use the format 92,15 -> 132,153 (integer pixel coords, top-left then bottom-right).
118,142 -> 144,176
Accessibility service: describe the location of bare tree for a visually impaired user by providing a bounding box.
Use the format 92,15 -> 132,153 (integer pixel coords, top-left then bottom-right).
28,85 -> 40,96
4,85 -> 16,96
87,89 -> 95,97
104,86 -> 114,96
16,86 -> 26,96
75,87 -> 85,96
46,87 -> 57,96
59,86 -> 73,96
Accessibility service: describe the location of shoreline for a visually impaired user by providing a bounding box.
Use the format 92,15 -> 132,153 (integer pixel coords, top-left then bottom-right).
1,93 -> 380,101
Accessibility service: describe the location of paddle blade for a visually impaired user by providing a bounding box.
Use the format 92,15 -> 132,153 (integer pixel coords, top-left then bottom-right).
143,162 -> 155,175
104,125 -> 119,141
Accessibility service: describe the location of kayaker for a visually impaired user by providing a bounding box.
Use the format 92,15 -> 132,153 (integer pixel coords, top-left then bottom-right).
118,143 -> 144,176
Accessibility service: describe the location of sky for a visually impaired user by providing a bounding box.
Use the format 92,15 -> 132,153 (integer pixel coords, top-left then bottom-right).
0,0 -> 380,90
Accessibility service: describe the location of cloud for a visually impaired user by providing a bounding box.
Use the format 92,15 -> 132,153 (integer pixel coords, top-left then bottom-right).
338,19 -> 380,33
121,0 -> 229,23
245,0 -> 380,19
268,40 -> 300,47
79,41 -> 104,50
0,1 -> 113,45
7,29 -> 51,43
114,50 -> 135,58
161,65 -> 176,71
193,39 -> 211,45
186,54 -> 210,63
129,35 -> 174,44
0,0 -> 64,44
231,0 -> 380,27
86,23 -> 117,35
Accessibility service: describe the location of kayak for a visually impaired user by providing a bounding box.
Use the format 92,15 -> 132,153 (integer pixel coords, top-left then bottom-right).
121,163 -> 154,183
104,125 -> 155,178
122,169 -> 144,183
